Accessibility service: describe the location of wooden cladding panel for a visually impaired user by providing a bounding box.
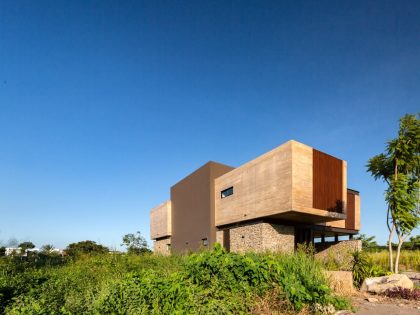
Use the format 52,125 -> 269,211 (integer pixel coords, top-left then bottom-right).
346,191 -> 356,230
312,149 -> 343,212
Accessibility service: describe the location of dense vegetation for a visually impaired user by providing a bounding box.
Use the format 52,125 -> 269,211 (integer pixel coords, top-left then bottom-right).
0,245 -> 349,314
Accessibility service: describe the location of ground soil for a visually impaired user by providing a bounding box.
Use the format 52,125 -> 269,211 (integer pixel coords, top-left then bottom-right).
352,294 -> 420,315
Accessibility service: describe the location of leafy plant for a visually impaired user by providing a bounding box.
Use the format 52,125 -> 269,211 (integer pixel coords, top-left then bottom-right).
351,251 -> 387,288
384,287 -> 420,300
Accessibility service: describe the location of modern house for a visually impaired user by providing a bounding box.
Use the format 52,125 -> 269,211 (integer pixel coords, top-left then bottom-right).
150,140 -> 360,255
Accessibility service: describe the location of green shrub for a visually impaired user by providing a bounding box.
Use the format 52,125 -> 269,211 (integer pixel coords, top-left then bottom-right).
351,251 -> 387,288
2,246 -> 350,314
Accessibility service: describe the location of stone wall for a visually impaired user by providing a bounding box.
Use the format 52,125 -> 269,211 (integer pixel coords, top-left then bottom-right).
227,221 -> 294,254
216,230 -> 224,246
315,240 -> 362,270
153,237 -> 171,255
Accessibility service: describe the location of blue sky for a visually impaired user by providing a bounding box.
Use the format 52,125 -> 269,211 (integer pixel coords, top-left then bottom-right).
0,1 -> 419,249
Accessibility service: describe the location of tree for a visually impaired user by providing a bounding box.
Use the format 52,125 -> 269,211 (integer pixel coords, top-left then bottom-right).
405,235 -> 420,250
367,113 -> 420,273
0,246 -> 5,257
40,244 -> 58,256
18,241 -> 35,252
41,244 -> 54,252
65,240 -> 109,257
121,231 -> 150,255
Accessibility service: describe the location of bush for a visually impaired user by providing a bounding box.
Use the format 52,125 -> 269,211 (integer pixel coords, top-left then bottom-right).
2,246 -> 350,314
351,251 -> 387,288
384,287 -> 420,300
64,240 -> 109,256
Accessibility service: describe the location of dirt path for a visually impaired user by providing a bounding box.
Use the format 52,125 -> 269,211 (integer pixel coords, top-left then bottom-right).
352,296 -> 420,315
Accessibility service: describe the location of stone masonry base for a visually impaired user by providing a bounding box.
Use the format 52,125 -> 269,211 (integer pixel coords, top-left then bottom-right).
217,221 -> 295,254
153,237 -> 171,255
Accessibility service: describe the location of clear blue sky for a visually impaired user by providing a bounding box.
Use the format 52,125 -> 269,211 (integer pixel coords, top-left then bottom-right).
1,1 -> 419,249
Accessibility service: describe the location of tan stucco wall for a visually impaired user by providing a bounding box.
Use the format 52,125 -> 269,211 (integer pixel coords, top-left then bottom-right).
228,222 -> 295,254
153,237 -> 171,255
150,200 -> 172,240
171,161 -> 233,253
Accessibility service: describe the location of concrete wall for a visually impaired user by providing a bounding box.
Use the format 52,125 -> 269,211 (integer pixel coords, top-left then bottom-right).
150,200 -> 172,240
215,140 -> 346,227
222,221 -> 295,254
153,237 -> 171,255
215,142 -> 293,226
171,161 -> 233,252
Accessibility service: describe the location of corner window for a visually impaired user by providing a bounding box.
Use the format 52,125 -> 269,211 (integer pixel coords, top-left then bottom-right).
221,187 -> 233,199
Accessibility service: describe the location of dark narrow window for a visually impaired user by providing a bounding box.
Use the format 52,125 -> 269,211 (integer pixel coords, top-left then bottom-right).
221,187 -> 233,199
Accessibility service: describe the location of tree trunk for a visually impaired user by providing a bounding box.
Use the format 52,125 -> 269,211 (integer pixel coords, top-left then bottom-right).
395,237 -> 403,274
388,224 -> 395,273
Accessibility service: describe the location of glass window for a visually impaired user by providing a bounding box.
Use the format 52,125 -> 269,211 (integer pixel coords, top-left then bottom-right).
221,187 -> 233,199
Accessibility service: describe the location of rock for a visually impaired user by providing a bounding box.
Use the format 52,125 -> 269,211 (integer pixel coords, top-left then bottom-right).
367,297 -> 379,302
403,272 -> 420,286
360,274 -> 414,294
324,271 -> 354,295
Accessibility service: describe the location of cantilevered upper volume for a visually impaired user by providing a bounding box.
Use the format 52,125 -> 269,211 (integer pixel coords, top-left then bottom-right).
215,140 -> 347,226
150,140 -> 360,254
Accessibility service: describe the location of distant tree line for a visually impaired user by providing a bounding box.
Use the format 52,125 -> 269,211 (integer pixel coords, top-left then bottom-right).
0,231 -> 151,258
355,233 -> 420,251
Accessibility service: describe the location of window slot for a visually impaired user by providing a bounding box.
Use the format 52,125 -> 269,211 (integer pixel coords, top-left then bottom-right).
221,187 -> 233,199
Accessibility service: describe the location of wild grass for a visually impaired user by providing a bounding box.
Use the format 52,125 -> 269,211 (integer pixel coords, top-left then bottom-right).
365,250 -> 420,272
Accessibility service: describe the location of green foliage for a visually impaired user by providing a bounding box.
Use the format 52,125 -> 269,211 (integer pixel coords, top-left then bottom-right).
121,231 -> 151,255
0,245 -> 350,314
386,174 -> 419,235
18,242 -> 35,252
367,113 -> 420,272
64,240 -> 109,257
40,245 -> 54,254
0,247 -> 5,257
351,251 -> 387,288
403,235 -> 420,250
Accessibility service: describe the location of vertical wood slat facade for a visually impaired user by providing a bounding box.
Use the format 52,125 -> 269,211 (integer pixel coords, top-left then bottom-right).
312,149 -> 344,213
346,191 -> 355,229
